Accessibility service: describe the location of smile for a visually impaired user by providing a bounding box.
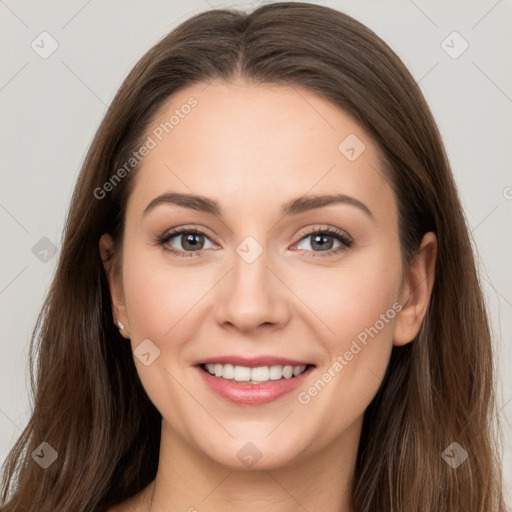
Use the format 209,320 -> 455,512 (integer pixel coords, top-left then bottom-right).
201,363 -> 310,383
196,363 -> 316,405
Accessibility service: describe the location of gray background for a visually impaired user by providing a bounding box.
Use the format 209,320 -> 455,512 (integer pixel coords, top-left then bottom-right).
1,0 -> 511,500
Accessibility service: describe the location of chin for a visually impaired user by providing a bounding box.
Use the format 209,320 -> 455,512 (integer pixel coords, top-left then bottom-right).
198,432 -> 308,471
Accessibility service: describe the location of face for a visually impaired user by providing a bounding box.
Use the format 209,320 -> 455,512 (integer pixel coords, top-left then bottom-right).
102,78 -> 434,470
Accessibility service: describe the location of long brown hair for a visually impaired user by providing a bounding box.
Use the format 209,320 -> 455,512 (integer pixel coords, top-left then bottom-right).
1,2 -> 505,510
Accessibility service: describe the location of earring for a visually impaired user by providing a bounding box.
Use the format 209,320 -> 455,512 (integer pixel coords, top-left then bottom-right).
115,320 -> 130,339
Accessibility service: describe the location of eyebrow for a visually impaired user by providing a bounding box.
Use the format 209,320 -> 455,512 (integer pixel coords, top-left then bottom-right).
143,192 -> 374,220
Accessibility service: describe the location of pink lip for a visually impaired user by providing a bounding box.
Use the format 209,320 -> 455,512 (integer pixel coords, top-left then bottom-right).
196,355 -> 312,367
196,364 -> 316,405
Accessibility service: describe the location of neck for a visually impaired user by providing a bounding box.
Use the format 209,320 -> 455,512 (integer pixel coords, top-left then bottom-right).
147,418 -> 362,512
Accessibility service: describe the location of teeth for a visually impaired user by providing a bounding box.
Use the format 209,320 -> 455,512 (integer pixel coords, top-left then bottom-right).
292,365 -> 305,376
222,364 -> 234,379
234,365 -> 251,382
251,366 -> 269,381
214,364 -> 223,377
204,363 -> 308,383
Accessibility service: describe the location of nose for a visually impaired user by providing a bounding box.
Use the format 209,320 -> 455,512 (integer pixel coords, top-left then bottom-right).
213,245 -> 291,333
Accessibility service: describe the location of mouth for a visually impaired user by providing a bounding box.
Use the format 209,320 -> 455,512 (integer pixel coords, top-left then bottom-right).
196,362 -> 317,405
199,362 -> 315,384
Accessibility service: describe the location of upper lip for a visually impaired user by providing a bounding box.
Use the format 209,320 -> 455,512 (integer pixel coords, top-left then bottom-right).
195,356 -> 314,368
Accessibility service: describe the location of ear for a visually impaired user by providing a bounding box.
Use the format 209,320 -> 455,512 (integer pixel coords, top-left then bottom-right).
99,233 -> 130,338
393,231 -> 437,346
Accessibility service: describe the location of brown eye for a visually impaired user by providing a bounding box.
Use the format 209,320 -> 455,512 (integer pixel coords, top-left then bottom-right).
159,228 -> 216,257
292,228 -> 353,258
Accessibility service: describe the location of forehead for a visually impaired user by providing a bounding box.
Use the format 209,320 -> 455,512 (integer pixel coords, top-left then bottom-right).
126,79 -> 396,227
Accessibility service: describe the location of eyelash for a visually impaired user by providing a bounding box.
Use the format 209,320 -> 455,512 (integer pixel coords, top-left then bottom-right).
157,226 -> 353,259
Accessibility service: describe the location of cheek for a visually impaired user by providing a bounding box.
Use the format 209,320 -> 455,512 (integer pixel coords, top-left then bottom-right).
291,245 -> 402,350
122,245 -> 212,341
120,246 -> 212,431
294,247 -> 402,435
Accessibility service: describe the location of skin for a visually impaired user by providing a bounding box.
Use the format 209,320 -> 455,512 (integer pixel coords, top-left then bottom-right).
101,78 -> 437,512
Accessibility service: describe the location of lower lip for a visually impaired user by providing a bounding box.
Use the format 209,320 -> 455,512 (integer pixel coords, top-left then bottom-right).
196,365 -> 315,405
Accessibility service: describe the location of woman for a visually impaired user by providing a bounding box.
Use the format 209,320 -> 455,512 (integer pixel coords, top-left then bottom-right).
0,2 -> 506,511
